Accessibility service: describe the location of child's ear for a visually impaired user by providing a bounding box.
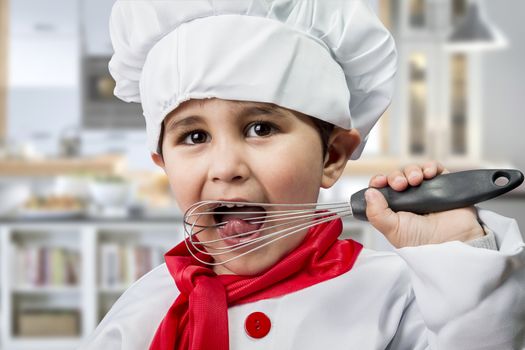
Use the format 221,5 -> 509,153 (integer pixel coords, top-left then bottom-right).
321,128 -> 361,188
151,153 -> 166,169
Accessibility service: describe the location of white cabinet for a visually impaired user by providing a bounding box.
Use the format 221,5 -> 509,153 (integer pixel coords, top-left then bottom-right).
81,0 -> 116,56
9,37 -> 79,88
8,0 -> 81,88
7,0 -> 81,156
10,0 -> 79,37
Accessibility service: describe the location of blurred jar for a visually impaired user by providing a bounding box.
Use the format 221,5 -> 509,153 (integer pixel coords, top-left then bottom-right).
59,126 -> 81,157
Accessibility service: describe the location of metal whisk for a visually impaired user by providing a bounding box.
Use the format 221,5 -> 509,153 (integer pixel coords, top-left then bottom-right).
183,200 -> 353,265
182,169 -> 523,266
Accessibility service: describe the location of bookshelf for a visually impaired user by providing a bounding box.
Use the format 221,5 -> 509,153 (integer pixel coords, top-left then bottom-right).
0,217 -> 375,349
0,220 -> 185,350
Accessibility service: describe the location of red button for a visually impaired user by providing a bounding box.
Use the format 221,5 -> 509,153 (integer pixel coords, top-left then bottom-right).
244,311 -> 271,339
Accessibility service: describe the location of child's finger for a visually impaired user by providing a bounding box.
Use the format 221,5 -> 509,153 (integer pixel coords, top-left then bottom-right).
369,174 -> 387,187
365,188 -> 399,237
403,164 -> 424,186
438,163 -> 450,175
422,161 -> 445,179
387,170 -> 408,191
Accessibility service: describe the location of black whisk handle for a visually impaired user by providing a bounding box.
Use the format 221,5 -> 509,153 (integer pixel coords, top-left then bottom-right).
350,169 -> 524,221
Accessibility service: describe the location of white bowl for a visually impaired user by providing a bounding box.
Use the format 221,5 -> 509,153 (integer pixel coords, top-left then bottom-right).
54,176 -> 90,199
89,181 -> 131,208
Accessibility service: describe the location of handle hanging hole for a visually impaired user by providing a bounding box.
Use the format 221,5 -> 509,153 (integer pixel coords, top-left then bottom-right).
492,171 -> 510,187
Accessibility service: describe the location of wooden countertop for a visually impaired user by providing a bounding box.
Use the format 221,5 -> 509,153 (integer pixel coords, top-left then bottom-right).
343,156 -> 518,176
0,155 -> 126,176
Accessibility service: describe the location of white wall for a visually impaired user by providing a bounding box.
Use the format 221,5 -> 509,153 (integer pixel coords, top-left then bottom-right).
480,0 -> 525,171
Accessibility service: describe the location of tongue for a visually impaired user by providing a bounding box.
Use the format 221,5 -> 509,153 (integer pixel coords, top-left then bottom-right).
222,212 -> 261,222
215,205 -> 265,238
220,218 -> 260,237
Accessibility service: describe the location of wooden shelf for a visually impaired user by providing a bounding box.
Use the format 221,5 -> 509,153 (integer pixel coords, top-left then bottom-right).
8,338 -> 81,350
98,285 -> 129,294
343,156 -> 515,176
0,155 -> 126,176
12,286 -> 81,295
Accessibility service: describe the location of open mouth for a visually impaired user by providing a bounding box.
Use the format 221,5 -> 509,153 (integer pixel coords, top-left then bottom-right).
213,204 -> 267,243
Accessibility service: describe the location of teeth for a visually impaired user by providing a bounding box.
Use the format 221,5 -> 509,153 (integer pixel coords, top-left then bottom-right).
218,202 -> 247,208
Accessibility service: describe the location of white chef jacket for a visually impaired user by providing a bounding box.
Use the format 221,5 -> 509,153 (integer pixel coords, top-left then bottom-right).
78,208 -> 525,349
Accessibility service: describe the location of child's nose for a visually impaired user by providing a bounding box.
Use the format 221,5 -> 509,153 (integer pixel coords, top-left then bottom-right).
207,141 -> 250,183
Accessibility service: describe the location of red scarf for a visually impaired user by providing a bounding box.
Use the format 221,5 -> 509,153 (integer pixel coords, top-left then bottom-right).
149,218 -> 363,350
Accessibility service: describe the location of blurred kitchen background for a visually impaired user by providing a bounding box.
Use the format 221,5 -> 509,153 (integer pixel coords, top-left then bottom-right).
0,0 -> 524,349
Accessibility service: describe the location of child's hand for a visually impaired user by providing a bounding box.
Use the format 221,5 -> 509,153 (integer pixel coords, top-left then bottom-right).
365,161 -> 485,248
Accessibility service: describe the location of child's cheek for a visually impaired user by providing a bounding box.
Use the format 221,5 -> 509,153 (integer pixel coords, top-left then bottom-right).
164,159 -> 204,211
264,145 -> 324,204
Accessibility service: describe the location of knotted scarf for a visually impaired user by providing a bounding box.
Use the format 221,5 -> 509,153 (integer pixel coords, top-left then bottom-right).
149,218 -> 363,350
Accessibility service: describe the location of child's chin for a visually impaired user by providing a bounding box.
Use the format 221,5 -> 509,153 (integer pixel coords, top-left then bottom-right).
215,256 -> 275,276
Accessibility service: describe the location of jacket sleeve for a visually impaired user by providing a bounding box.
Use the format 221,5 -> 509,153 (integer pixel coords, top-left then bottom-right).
388,208 -> 525,349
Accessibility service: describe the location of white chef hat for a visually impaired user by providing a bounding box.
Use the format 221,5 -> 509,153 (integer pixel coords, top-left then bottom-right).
109,0 -> 397,159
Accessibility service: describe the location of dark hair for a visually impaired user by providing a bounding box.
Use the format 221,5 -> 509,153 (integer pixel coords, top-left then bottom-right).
310,117 -> 335,158
157,122 -> 165,156
156,112 -> 334,159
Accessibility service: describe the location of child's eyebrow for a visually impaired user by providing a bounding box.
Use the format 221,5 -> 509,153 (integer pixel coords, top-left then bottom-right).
164,115 -> 204,135
235,105 -> 287,119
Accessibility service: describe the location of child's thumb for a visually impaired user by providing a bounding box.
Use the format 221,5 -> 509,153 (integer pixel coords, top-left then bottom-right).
364,188 -> 399,237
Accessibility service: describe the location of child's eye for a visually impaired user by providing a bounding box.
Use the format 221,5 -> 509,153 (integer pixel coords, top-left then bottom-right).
245,121 -> 278,138
181,130 -> 210,145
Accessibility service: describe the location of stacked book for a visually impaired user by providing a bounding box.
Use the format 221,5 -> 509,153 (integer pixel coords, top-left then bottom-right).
16,309 -> 80,337
14,246 -> 81,288
99,244 -> 166,288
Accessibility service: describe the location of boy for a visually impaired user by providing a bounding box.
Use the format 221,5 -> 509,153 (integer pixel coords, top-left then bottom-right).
80,1 -> 525,349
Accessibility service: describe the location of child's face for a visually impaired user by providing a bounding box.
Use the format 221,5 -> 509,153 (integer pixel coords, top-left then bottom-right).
153,98 -> 357,275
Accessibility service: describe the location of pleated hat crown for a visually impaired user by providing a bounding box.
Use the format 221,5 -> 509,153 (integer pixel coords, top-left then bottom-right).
109,0 -> 397,159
